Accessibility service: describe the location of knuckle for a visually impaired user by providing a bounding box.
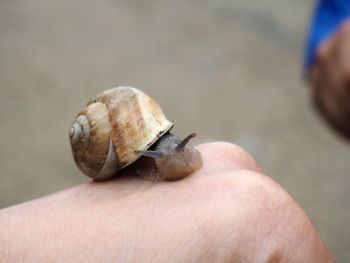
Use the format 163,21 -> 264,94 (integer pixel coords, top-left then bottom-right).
229,170 -> 286,202
204,141 -> 261,172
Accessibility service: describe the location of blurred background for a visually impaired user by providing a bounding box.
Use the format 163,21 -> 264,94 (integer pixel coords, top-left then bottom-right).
0,0 -> 349,261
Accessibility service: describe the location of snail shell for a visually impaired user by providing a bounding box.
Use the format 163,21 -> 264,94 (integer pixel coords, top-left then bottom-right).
69,86 -> 173,180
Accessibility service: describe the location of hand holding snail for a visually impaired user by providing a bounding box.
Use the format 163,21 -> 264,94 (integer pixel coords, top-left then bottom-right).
1,143 -> 334,262
69,86 -> 203,181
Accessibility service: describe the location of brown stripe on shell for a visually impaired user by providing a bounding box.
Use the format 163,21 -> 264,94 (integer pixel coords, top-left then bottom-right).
97,86 -> 173,169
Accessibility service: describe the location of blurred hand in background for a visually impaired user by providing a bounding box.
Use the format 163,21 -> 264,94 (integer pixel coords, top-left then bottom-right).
309,18 -> 350,138
305,0 -> 350,138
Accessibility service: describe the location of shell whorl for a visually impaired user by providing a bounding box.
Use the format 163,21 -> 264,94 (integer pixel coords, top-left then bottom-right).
69,102 -> 117,180
69,115 -> 90,152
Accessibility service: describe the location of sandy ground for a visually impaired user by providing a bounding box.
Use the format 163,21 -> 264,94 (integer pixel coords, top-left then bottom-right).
0,0 -> 349,261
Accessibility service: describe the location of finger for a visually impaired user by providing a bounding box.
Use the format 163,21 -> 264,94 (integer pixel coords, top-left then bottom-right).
309,60 -> 330,112
315,30 -> 347,95
310,43 -> 345,127
313,21 -> 350,135
311,37 -> 335,97
311,63 -> 336,120
194,142 -> 262,177
312,74 -> 350,137
336,20 -> 350,90
331,21 -> 350,89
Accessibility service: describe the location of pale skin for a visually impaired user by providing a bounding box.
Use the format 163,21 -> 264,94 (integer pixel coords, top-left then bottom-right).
0,142 -> 334,262
309,18 -> 350,139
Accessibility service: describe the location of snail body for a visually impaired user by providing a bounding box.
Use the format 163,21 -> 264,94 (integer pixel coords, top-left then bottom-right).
69,86 -> 202,181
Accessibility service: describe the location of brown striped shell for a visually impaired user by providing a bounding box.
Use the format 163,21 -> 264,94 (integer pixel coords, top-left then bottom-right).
69,86 -> 173,180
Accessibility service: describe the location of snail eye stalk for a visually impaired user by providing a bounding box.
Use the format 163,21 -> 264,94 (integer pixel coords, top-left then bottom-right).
175,133 -> 196,152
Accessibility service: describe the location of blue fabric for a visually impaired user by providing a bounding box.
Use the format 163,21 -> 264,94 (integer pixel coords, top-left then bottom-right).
305,0 -> 350,68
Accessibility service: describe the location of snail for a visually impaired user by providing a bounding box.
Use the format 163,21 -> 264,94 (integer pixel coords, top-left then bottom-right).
69,86 -> 203,181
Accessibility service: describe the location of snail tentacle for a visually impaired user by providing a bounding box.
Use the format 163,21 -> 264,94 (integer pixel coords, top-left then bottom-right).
175,133 -> 197,152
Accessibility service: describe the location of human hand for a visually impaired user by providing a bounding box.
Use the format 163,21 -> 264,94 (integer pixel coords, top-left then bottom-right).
309,18 -> 350,139
0,142 -> 334,262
